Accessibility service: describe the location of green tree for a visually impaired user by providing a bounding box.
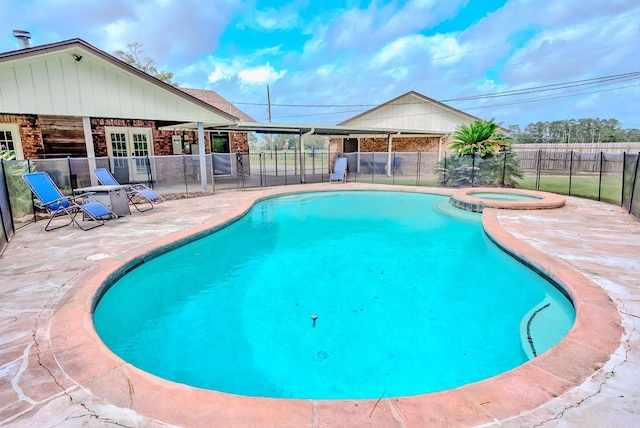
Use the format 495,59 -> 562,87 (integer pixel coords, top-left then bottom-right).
114,42 -> 176,86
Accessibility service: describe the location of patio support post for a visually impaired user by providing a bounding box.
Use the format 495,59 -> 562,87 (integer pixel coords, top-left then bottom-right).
300,128 -> 315,183
197,122 -> 207,191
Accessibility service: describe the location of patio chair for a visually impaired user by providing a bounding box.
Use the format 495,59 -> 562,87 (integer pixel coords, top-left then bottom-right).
22,172 -> 117,231
330,157 -> 348,182
93,168 -> 164,212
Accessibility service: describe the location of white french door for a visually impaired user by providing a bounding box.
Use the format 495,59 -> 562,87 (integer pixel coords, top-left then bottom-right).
106,127 -> 154,183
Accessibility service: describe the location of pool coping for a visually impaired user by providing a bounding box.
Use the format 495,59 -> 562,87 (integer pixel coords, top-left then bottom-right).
46,186 -> 622,427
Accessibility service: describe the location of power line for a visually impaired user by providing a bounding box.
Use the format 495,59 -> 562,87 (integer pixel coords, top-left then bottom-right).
245,70 -> 640,109
267,79 -> 640,122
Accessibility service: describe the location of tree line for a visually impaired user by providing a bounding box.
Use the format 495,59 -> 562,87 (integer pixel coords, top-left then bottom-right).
507,118 -> 640,144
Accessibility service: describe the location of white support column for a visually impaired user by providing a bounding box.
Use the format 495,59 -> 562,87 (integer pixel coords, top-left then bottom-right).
300,128 -> 315,183
198,122 -> 207,190
82,117 -> 98,185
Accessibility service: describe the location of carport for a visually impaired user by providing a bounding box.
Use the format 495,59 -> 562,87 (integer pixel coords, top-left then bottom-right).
160,121 -> 439,187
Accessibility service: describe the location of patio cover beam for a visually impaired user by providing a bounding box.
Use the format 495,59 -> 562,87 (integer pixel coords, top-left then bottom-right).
159,121 -> 442,138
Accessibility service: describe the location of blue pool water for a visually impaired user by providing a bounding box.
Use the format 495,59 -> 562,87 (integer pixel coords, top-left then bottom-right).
94,191 -> 575,399
469,192 -> 541,201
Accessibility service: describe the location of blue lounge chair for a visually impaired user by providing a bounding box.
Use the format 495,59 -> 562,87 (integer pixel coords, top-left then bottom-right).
93,168 -> 164,212
23,172 -> 117,231
330,157 -> 347,182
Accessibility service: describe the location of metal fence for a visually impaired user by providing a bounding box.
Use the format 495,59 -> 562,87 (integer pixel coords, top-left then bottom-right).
1,148 -> 639,253
623,152 -> 640,218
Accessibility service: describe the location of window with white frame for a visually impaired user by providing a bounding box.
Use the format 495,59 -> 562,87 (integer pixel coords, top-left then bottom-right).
0,124 -> 24,159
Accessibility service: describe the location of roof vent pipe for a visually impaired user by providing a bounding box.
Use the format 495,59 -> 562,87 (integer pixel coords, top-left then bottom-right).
12,30 -> 31,49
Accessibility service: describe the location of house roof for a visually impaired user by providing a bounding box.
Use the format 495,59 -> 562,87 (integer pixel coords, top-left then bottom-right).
0,38 -> 238,124
339,90 -> 509,133
179,88 -> 255,122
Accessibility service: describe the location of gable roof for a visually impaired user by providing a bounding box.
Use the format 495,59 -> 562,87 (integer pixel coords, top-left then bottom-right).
339,90 -> 508,133
0,38 -> 238,124
180,88 -> 255,122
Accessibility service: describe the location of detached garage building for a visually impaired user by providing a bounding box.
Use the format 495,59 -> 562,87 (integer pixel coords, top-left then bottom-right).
334,91 -> 502,155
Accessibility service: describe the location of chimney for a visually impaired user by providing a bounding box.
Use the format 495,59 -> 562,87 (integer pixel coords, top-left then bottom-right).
12,30 -> 31,49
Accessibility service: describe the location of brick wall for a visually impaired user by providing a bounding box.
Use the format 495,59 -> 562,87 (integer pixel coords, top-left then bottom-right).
329,136 -> 442,154
0,113 -> 43,159
230,132 -> 248,152
359,136 -> 441,152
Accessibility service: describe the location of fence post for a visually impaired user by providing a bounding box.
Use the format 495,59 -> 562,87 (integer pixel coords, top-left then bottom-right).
629,152 -> 640,214
471,153 -> 476,187
502,151 -> 507,187
210,153 -> 216,195
598,151 -> 603,201
146,155 -> 153,189
621,152 -> 627,207
536,149 -> 541,191
66,156 -> 75,191
182,155 -> 189,196
274,146 -> 278,177
258,152 -> 262,187
442,152 -> 447,187
568,151 -> 573,196
392,152 -> 396,185
416,151 -> 421,186
285,151 -> 288,186
0,159 -> 16,238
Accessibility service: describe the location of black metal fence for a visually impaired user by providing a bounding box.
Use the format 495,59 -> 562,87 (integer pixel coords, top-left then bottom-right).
1,149 -> 639,253
623,152 -> 640,218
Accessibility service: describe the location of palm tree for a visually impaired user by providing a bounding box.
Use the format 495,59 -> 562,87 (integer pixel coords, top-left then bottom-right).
437,119 -> 523,187
449,119 -> 509,157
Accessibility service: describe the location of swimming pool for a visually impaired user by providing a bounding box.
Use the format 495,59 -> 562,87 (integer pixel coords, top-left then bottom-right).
94,191 -> 575,399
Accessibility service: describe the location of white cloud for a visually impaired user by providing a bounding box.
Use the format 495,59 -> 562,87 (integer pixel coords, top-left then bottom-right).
372,33 -> 466,68
238,62 -> 287,85
208,64 -> 235,83
254,8 -> 301,30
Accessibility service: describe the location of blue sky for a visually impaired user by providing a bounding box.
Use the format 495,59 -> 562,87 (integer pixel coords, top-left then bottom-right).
2,0 -> 640,129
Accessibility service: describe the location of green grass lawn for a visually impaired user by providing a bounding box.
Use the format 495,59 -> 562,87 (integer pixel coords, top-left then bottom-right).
516,176 -> 622,205
350,173 -> 623,206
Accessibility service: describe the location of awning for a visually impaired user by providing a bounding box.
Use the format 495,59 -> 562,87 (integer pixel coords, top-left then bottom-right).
159,121 -> 443,137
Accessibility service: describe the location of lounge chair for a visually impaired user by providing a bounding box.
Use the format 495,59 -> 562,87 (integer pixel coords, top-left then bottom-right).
330,157 -> 348,182
22,172 -> 117,231
93,168 -> 164,212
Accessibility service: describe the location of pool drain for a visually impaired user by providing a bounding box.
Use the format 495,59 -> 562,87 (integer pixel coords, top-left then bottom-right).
316,350 -> 329,361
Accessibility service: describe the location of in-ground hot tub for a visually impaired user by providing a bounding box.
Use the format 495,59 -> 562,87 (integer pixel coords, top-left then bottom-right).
450,187 -> 566,212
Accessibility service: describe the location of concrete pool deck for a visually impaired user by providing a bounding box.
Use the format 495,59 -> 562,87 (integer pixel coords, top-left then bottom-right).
0,183 -> 638,427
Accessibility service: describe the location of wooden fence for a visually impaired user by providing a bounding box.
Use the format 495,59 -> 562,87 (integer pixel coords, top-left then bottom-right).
512,143 -> 640,173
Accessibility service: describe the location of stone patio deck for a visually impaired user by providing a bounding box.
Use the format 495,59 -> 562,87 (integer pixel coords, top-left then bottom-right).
1,183 -> 638,427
